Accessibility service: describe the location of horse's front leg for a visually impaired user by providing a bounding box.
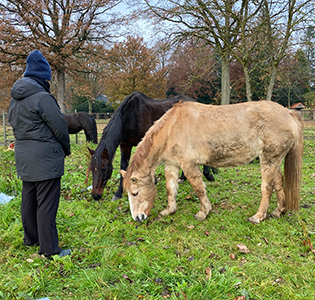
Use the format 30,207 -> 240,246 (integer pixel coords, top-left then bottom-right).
182,163 -> 212,221
113,145 -> 132,201
160,164 -> 180,217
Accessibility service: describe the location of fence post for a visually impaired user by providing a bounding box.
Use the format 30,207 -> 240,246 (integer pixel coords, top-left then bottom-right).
3,111 -> 7,146
75,109 -> 78,144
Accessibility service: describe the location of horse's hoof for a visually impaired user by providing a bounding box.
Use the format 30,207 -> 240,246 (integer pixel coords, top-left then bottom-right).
248,216 -> 261,224
112,195 -> 121,201
270,210 -> 282,218
194,211 -> 207,221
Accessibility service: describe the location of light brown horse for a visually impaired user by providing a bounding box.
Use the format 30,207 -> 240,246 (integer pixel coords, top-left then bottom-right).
121,101 -> 303,224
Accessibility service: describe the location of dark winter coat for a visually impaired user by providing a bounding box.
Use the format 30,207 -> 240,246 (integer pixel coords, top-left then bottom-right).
9,77 -> 71,182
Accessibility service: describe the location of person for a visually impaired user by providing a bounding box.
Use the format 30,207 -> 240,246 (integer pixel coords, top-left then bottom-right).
9,50 -> 71,258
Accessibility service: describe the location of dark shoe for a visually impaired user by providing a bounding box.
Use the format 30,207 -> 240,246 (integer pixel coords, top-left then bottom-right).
59,249 -> 71,257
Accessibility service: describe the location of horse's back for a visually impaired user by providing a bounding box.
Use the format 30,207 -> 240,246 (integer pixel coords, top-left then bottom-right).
157,101 -> 302,167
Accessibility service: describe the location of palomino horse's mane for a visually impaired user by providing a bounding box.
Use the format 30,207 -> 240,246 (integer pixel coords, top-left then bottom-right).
125,101 -> 182,183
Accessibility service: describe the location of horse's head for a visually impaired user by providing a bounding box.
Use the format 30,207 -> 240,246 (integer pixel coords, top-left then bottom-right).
88,147 -> 113,200
121,170 -> 156,222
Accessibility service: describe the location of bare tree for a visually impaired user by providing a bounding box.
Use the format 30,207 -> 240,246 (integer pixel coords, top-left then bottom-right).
0,0 -> 123,112
135,0 -> 246,105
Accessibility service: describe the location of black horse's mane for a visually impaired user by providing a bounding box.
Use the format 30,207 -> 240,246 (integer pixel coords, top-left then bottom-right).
95,92 -> 135,159
95,91 -> 195,160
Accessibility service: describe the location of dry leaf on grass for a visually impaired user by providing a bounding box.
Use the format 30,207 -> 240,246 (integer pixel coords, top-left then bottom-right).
205,267 -> 212,280
237,244 -> 250,253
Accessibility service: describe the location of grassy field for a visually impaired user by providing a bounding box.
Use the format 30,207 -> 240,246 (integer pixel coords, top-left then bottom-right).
0,128 -> 314,300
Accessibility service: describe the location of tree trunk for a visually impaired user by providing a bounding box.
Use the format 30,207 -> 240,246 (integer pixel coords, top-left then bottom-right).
221,54 -> 230,105
266,64 -> 276,101
56,70 -> 67,113
88,100 -> 92,113
243,66 -> 252,101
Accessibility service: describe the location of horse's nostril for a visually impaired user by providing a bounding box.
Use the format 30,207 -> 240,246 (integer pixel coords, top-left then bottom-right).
92,193 -> 102,201
135,216 -> 142,223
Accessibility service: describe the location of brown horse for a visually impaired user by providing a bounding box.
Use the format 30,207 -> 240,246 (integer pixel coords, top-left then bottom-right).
63,112 -> 98,144
122,101 -> 304,224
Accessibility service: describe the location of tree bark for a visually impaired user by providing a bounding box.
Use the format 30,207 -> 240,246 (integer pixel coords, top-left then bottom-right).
221,53 -> 230,105
266,64 -> 276,101
243,67 -> 252,101
56,70 -> 67,113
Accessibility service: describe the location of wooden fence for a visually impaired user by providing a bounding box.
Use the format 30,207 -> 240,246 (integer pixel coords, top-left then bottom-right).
0,112 -> 112,146
1,110 -> 315,147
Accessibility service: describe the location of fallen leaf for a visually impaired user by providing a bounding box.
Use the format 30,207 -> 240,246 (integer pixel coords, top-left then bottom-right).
204,231 -> 210,236
123,274 -> 133,283
274,277 -> 284,284
187,225 -> 195,229
88,263 -> 101,269
230,253 -> 236,260
136,237 -> 145,242
237,244 -> 250,253
26,258 -> 34,263
126,241 -> 137,246
261,237 -> 269,244
205,267 -> 212,280
233,296 -> 245,300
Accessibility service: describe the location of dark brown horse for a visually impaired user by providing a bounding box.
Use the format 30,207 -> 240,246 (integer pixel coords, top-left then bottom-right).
63,111 -> 98,144
88,91 -> 216,201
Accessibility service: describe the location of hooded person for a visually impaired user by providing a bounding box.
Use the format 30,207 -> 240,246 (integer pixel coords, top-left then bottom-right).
9,50 -> 71,258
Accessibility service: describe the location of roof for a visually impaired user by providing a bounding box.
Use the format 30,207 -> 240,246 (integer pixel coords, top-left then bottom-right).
291,102 -> 306,109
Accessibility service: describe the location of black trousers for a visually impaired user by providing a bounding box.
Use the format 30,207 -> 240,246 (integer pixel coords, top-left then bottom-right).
21,177 -> 62,256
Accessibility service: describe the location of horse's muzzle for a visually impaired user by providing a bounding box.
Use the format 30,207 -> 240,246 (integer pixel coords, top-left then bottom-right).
92,193 -> 102,201
135,214 -> 147,223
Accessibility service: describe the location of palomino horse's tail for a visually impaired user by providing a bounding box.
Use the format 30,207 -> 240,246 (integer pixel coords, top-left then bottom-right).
284,111 -> 304,211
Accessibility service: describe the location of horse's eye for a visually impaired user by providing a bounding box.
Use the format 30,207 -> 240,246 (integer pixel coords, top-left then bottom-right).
132,192 -> 139,197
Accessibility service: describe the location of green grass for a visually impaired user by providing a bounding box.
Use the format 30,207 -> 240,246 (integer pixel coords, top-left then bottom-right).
0,135 -> 315,300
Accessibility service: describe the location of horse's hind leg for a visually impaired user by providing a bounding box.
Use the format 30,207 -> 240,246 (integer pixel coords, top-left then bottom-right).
270,167 -> 286,218
160,164 -> 180,216
178,170 -> 187,183
182,163 -> 212,221
248,160 -> 280,224
203,165 -> 215,181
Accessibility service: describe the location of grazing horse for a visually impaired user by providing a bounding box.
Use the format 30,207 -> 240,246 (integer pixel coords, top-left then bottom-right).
63,112 -> 98,144
122,101 -> 304,224
88,91 -> 216,201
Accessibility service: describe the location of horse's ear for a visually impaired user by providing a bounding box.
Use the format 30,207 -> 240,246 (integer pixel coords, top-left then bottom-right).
87,147 -> 95,156
120,170 -> 126,178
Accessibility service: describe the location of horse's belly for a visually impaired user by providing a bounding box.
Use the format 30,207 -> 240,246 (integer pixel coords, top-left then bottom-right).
203,139 -> 263,167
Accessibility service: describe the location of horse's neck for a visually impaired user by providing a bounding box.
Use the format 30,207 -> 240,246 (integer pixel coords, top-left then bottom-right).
98,114 -> 123,160
134,132 -> 165,177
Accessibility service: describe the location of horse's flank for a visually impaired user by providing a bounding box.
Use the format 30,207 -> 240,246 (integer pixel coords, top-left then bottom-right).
124,100 -> 303,223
